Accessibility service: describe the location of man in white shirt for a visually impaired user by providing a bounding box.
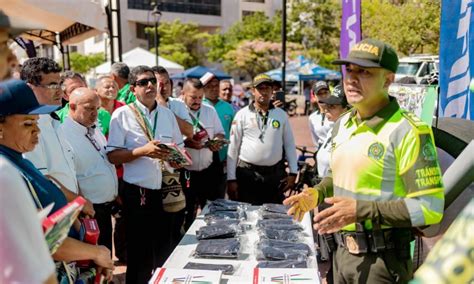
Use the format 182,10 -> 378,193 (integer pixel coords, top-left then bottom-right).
227,74 -> 298,205
181,78 -> 225,229
61,88 -> 118,252
308,81 -> 334,149
107,66 -> 184,284
20,57 -> 95,216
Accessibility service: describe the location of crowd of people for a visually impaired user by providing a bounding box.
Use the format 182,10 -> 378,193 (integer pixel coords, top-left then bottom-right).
1,9 -> 447,284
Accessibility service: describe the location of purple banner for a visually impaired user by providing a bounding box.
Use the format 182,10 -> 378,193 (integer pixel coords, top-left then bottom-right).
340,0 -> 361,74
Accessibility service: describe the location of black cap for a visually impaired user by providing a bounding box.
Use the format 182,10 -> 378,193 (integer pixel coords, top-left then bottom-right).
332,38 -> 399,73
0,80 -> 59,116
318,84 -> 347,107
312,81 -> 329,95
252,74 -> 274,87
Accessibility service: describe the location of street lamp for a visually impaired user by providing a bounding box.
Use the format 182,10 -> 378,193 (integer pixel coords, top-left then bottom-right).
150,2 -> 162,66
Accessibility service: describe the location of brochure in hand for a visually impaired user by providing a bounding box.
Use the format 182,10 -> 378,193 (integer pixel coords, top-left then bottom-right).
204,138 -> 230,149
158,143 -> 193,166
41,196 -> 86,254
149,268 -> 222,284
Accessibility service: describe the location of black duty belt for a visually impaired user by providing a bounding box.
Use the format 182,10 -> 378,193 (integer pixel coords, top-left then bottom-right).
237,160 -> 284,174
334,229 -> 397,255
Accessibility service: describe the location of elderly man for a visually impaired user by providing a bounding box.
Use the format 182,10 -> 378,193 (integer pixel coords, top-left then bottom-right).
60,88 -> 118,253
227,74 -> 298,205
284,39 -> 445,283
94,75 -> 125,135
112,62 -> 136,104
181,78 -> 226,229
21,57 -> 95,216
56,71 -> 88,121
107,65 -> 183,283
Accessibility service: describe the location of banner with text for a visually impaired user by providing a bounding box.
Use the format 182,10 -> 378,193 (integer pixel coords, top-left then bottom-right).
340,0 -> 361,77
439,0 -> 474,120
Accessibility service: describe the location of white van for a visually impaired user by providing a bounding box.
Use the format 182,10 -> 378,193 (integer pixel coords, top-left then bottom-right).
395,55 -> 439,84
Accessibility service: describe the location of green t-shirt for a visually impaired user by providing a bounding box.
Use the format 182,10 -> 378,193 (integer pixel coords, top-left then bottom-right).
203,98 -> 235,162
56,103 -> 70,122
55,102 -> 110,136
116,83 -> 136,104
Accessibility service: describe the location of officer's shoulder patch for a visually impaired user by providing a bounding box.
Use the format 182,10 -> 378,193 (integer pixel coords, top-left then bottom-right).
272,119 -> 281,129
401,110 -> 430,132
368,142 -> 385,160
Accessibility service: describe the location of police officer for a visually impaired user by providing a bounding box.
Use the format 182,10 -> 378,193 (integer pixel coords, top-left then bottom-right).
284,39 -> 445,283
227,74 -> 298,205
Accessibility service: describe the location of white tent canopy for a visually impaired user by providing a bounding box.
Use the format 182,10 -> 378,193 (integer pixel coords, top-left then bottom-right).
0,0 -> 107,44
94,47 -> 185,75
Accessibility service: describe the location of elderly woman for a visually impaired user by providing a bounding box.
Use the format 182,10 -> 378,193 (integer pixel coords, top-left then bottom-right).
0,80 -> 114,283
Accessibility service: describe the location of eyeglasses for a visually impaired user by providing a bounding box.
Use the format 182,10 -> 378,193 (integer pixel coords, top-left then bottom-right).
135,77 -> 157,87
34,83 -> 62,90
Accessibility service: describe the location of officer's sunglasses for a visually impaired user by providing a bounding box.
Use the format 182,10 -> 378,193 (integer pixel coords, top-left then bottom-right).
135,77 -> 157,87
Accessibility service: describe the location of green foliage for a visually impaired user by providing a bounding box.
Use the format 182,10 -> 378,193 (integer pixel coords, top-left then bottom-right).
146,19 -> 210,68
69,52 -> 105,74
362,0 -> 440,56
205,12 -> 282,63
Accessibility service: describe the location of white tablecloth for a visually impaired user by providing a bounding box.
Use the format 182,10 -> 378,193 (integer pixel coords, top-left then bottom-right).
162,206 -> 319,283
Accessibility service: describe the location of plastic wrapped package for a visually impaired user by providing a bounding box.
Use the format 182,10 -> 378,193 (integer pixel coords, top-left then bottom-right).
183,262 -> 235,275
204,210 -> 241,223
261,203 -> 290,214
256,246 -> 308,261
261,212 -> 293,220
259,228 -> 303,242
209,199 -> 250,211
257,219 -> 295,228
257,260 -> 308,268
258,239 -> 312,256
194,238 -> 241,259
258,223 -> 303,231
196,224 -> 238,240
205,219 -> 240,226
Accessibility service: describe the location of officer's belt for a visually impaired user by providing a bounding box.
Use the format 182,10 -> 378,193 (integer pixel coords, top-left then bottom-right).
334,229 -> 397,255
237,160 -> 283,174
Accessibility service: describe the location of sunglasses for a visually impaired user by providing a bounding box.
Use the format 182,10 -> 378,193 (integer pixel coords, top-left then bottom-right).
135,77 -> 157,87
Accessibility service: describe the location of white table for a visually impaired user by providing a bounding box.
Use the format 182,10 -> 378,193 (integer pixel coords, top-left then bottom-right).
162,206 -> 319,283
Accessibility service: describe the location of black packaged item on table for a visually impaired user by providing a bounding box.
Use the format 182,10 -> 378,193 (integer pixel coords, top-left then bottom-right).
261,212 -> 293,220
262,203 -> 290,214
256,246 -> 308,261
184,262 -> 234,275
210,199 -> 250,211
260,228 -> 301,242
257,260 -> 308,268
257,219 -> 295,228
195,238 -> 240,259
259,223 -> 303,231
196,224 -> 237,240
205,219 -> 240,227
258,239 -> 312,256
204,210 -> 240,221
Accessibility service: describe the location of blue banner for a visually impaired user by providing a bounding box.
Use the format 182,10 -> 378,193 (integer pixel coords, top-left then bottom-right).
439,0 -> 474,120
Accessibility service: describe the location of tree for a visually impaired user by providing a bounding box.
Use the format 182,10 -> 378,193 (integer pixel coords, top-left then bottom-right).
223,40 -> 303,78
69,52 -> 105,74
362,0 -> 440,56
206,12 -> 282,63
146,19 -> 210,68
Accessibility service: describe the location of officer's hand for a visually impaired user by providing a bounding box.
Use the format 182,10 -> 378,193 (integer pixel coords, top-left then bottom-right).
283,187 -> 319,222
313,197 -> 356,234
227,181 -> 239,200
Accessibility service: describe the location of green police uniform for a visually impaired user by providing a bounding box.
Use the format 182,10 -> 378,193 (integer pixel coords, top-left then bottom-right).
315,97 -> 444,283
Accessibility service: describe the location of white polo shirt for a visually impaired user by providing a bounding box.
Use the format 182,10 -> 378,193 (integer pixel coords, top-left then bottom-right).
23,114 -> 79,193
227,104 -> 298,180
185,104 -> 225,172
168,97 -> 192,124
308,111 -> 333,149
0,157 -> 55,284
106,100 -> 184,189
60,117 -> 118,204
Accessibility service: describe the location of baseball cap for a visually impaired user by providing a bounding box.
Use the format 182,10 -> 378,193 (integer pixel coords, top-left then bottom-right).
332,38 -> 399,73
252,74 -> 274,87
318,84 -> 348,107
0,10 -> 43,37
0,79 -> 59,116
312,81 -> 329,95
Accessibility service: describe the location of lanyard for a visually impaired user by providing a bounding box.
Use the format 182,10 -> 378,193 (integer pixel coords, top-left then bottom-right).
133,102 -> 159,139
190,110 -> 201,128
256,110 -> 269,142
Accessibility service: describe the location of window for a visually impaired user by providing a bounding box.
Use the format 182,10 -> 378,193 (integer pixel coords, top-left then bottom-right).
136,23 -> 152,40
242,10 -> 256,17
128,0 -> 221,16
94,34 -> 104,43
69,46 -> 78,53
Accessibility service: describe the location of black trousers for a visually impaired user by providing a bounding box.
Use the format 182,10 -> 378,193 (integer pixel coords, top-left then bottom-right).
236,161 -> 287,205
114,178 -> 127,263
122,181 -> 172,284
93,202 -> 113,254
181,163 -> 225,230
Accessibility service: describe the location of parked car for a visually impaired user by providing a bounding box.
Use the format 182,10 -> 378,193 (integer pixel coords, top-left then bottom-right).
395,55 -> 439,84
